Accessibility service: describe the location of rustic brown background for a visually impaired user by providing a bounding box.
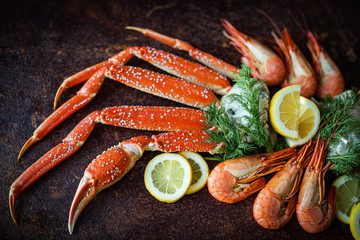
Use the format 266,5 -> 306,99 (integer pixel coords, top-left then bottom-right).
1,0 -> 359,239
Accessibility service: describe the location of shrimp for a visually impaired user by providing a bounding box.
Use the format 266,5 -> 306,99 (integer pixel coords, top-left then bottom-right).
296,137 -> 336,233
257,9 -> 317,98
274,28 -> 318,98
288,9 -> 344,98
253,141 -> 313,229
207,147 -> 296,204
307,32 -> 344,98
221,19 -> 286,87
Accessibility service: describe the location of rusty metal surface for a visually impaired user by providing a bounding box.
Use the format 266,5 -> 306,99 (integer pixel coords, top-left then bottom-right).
1,0 -> 359,239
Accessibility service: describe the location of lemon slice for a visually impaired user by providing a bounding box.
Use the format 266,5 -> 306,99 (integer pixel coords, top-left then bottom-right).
178,151 -> 209,195
144,153 -> 192,203
270,85 -> 301,138
285,96 -> 320,146
332,175 -> 360,224
350,202 -> 360,240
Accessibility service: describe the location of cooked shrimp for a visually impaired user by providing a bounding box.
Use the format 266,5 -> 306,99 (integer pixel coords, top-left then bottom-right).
287,9 -> 344,98
207,147 -> 296,204
253,141 -> 313,229
307,32 -> 344,98
257,9 -> 317,98
221,19 -> 286,87
274,28 -> 317,98
296,137 -> 336,233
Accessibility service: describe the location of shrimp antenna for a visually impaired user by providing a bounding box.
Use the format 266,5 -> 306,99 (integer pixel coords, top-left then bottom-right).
255,8 -> 283,38
286,8 -> 307,36
297,8 -> 310,32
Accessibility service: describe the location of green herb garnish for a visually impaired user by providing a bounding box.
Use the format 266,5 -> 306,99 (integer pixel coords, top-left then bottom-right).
204,63 -> 274,161
317,89 -> 360,179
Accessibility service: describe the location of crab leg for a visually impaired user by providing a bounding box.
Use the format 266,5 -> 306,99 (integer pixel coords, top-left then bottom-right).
10,106 -> 206,224
18,68 -> 107,161
55,46 -> 231,108
126,26 -> 239,80
131,46 -> 231,95
68,130 -> 216,234
18,65 -> 217,160
54,48 -> 135,109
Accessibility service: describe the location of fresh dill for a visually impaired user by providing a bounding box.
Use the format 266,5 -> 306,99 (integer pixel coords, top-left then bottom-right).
204,101 -> 258,160
317,89 -> 360,179
204,63 -> 274,161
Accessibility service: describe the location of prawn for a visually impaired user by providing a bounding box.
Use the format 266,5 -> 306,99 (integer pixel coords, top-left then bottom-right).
307,32 -> 344,98
207,147 -> 296,204
221,19 -> 286,87
289,9 -> 345,98
253,141 -> 313,229
257,9 -> 317,98
296,137 -> 336,233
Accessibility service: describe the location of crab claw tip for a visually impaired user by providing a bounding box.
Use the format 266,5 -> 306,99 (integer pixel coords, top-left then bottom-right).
54,83 -> 66,110
68,177 -> 97,234
125,26 -> 145,33
9,190 -> 18,226
18,136 -> 37,162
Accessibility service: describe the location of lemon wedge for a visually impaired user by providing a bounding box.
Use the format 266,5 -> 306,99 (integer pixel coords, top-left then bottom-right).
178,151 -> 209,195
144,153 -> 192,203
270,85 -> 301,138
332,175 -> 360,224
350,202 -> 360,240
285,96 -> 320,146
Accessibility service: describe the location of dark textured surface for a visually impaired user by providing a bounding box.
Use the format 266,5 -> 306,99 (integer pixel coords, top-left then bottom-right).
1,0 -> 359,239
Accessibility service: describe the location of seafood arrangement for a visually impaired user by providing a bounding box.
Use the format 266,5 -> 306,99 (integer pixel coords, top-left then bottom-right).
9,8 -> 360,237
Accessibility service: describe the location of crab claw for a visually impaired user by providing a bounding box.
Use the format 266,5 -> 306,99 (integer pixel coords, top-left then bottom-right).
68,174 -> 100,234
68,130 -> 216,234
9,190 -> 18,226
67,136 -> 153,234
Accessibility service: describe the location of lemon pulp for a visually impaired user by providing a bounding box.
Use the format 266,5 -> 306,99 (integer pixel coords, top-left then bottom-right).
270,85 -> 301,138
350,203 -> 360,240
178,151 -> 209,194
144,153 -> 192,203
285,96 -> 320,146
332,175 -> 360,224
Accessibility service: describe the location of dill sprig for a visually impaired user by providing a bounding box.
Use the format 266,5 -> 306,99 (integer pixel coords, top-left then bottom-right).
204,63 -> 274,161
229,65 -> 274,153
317,89 -> 360,179
204,101 -> 258,160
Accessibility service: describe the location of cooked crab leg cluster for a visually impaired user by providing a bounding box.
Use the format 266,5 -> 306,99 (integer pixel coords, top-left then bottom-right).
10,106 -> 212,224
18,46 -> 234,161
